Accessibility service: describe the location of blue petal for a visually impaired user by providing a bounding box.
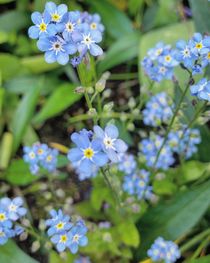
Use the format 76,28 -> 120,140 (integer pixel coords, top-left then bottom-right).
93,125 -> 104,139
18,207 -> 27,216
57,242 -> 66,252
45,51 -> 56,63
193,32 -> 202,42
91,30 -> 102,43
43,11 -> 51,24
71,133 -> 89,148
92,152 -> 108,166
106,149 -> 119,163
176,40 -> 186,49
65,43 -> 77,55
91,139 -> 102,151
45,2 -> 56,15
79,159 -> 92,172
57,4 -> 68,16
31,11 -> 42,25
28,26 -> 39,39
69,243 -> 78,254
203,36 -> 210,47
68,148 -> 83,162
79,236 -> 88,246
89,43 -> 103,56
47,24 -> 57,36
115,139 -> 127,153
13,197 -> 23,206
37,38 -> 51,51
57,52 -> 69,65
78,43 -> 88,54
51,234 -> 60,243
105,124 -> 119,139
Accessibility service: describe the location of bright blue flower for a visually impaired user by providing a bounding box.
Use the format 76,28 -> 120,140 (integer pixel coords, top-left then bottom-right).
0,208 -> 12,229
28,11 -> 56,39
46,209 -> 72,236
37,36 -> 77,65
118,153 -> 137,174
68,225 -> 88,254
175,39 -> 196,68
189,33 -> 209,56
72,161 -> 99,181
147,237 -> 180,263
0,226 -> 14,245
68,131 -> 108,176
23,146 -> 38,166
41,148 -> 58,172
190,78 -> 210,101
51,231 -> 72,252
143,92 -> 173,127
94,124 -> 127,163
45,1 -> 67,23
0,197 -> 27,221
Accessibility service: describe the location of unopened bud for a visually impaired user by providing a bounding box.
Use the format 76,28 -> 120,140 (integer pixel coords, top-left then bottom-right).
103,102 -> 114,112
19,231 -> 28,241
31,241 -> 40,253
95,78 -> 106,92
87,86 -> 94,94
128,97 -> 136,108
74,86 -> 85,94
88,108 -> 97,116
127,122 -> 135,131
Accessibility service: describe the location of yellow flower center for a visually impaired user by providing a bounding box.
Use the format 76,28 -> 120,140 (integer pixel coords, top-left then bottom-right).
165,55 -> 171,62
207,52 -> 210,59
46,155 -> 52,162
29,152 -> 35,159
90,22 -> 97,30
37,149 -> 44,155
0,231 -> 5,237
0,213 -> 6,222
60,234 -> 67,243
84,148 -> 94,159
39,23 -> 47,32
51,13 -> 60,22
196,43 -> 202,49
56,222 -> 64,230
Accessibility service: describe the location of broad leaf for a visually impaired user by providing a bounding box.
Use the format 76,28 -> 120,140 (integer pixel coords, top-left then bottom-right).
0,53 -> 21,81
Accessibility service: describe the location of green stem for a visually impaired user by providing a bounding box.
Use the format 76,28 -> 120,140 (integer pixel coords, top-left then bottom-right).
191,235 -> 210,259
180,228 -> 210,253
152,81 -> 190,170
100,168 -> 121,208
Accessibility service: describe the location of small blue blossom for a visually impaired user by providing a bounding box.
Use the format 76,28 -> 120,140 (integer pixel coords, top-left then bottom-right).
94,124 -> 127,163
176,39 -> 196,68
86,14 -> 105,33
68,131 -> 108,177
45,1 -> 68,23
74,256 -> 91,263
118,153 -> 137,174
28,11 -> 56,39
23,143 -> 58,175
147,237 -> 180,263
68,225 -> 88,254
143,92 -> 173,127
190,78 -> 210,101
189,33 -> 209,56
51,231 -> 72,252
0,197 -> 27,221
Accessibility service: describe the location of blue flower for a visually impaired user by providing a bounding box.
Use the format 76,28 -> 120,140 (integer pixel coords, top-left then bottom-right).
147,237 -> 180,263
176,39 -> 196,68
118,153 -> 137,174
37,36 -> 77,65
23,146 -> 38,166
0,197 -> 27,221
28,11 -> 56,39
46,209 -> 72,236
143,92 -> 173,127
41,148 -> 58,172
45,1 -> 67,23
189,33 -> 209,56
51,231 -> 72,252
74,256 -> 91,263
87,14 -> 105,33
0,209 -> 12,228
190,78 -> 210,101
68,225 -> 88,254
68,131 -> 108,176
93,124 -> 127,163
0,226 -> 14,245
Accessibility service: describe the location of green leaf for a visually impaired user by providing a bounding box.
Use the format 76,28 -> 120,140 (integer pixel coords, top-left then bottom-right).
0,240 -> 38,263
0,53 -> 21,81
117,221 -> 140,247
135,180 -> 210,259
21,55 -> 59,74
4,159 -> 38,186
188,256 -> 210,263
0,132 -> 13,169
33,83 -> 81,125
0,11 -> 29,33
98,32 -> 140,74
0,0 -> 15,3
153,179 -> 177,195
189,0 -> 210,33
10,79 -> 42,152
87,0 -> 133,39
49,251 -> 75,263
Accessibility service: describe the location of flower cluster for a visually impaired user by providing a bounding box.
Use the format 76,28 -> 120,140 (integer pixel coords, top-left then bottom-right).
147,237 -> 180,263
123,169 -> 153,200
190,78 -> 210,102
23,143 -> 58,175
0,197 -> 27,245
68,125 -> 127,180
45,209 -> 88,254
118,153 -> 137,175
176,33 -> 210,75
143,92 -> 173,127
141,42 -> 178,82
140,134 -> 175,170
28,1 -> 104,66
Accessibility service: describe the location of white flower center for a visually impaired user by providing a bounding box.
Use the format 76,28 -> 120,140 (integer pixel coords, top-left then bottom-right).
65,22 -> 75,32
73,234 -> 80,243
29,152 -> 35,159
103,135 -> 116,150
9,204 -> 17,212
159,66 -> 166,74
182,47 -> 191,58
50,41 -> 64,55
81,33 -> 95,49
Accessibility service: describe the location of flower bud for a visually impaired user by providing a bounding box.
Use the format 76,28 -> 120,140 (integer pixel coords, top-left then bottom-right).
74,86 -> 85,94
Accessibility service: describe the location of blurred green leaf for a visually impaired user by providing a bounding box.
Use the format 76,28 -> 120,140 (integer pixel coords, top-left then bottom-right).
0,11 -> 29,32
87,0 -> 133,39
153,179 -> 177,195
0,87 -> 4,114
33,83 -> 80,125
188,256 -> 210,263
197,125 -> 210,162
22,125 -> 39,146
10,79 -> 42,152
117,221 -> 140,247
4,159 -> 38,185
189,0 -> 210,34
0,240 -> 38,263
0,53 -> 21,81
135,180 -> 210,259
128,0 -> 144,15
0,132 -> 13,169
21,55 -> 59,74
49,251 -> 75,263
0,31 -> 8,44
98,32 -> 140,73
